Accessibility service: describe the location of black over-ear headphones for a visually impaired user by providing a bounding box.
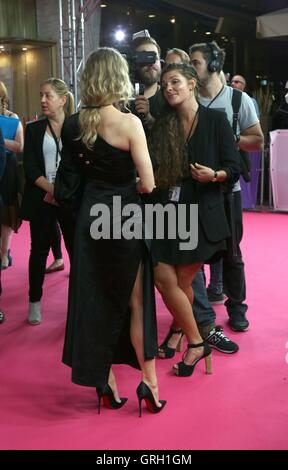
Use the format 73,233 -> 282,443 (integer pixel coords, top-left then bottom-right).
206,42 -> 221,73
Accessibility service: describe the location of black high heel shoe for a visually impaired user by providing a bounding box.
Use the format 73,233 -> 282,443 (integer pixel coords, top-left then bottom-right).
96,384 -> 128,414
158,328 -> 184,359
136,381 -> 166,417
173,342 -> 212,377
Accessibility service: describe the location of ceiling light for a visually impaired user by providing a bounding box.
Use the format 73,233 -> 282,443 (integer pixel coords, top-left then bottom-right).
114,30 -> 125,42
205,31 -> 211,35
148,14 -> 156,18
170,17 -> 176,24
100,4 -> 107,7
22,47 -> 28,51
0,45 -> 4,49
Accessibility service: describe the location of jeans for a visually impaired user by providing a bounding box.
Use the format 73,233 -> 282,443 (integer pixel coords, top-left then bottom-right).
192,269 -> 216,327
193,191 -> 248,324
223,191 -> 248,317
208,259 -> 223,294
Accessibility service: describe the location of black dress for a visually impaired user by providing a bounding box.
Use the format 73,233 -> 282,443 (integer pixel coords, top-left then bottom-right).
59,115 -> 157,388
150,105 -> 240,266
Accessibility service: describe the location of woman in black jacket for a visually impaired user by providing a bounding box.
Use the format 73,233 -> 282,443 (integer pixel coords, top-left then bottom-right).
149,63 -> 240,377
21,78 -> 74,325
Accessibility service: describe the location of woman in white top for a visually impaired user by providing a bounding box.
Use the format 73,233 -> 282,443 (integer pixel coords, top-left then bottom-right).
21,78 -> 74,325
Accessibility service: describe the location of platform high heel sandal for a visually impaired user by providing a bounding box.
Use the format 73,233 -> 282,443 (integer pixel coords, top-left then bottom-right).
136,381 -> 166,417
96,384 -> 128,414
158,328 -> 184,359
1,249 -> 12,270
173,342 -> 212,377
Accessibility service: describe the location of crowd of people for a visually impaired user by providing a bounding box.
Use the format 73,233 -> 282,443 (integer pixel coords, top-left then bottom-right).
0,35 -> 266,416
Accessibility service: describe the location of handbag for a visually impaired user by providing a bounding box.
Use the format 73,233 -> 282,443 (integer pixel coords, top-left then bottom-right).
54,157 -> 84,212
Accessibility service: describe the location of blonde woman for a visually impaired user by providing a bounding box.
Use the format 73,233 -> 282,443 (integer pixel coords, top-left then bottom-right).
56,47 -> 165,416
0,81 -> 24,269
21,78 -> 75,325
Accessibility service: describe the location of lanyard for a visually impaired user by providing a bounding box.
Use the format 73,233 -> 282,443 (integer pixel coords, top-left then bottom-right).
47,119 -> 61,170
186,108 -> 199,143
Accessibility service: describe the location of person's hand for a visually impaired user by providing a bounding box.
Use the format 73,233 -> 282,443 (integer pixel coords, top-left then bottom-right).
190,163 -> 215,182
135,95 -> 150,118
47,182 -> 54,196
43,192 -> 59,206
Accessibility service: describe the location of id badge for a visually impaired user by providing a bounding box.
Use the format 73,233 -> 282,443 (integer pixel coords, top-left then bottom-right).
47,171 -> 56,184
168,186 -> 181,202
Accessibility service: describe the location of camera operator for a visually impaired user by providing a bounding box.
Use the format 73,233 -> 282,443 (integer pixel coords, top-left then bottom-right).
130,36 -> 163,130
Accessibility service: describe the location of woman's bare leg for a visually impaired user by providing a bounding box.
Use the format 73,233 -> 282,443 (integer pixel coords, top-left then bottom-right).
129,265 -> 161,407
108,368 -> 121,403
1,225 -> 13,267
154,262 -> 205,370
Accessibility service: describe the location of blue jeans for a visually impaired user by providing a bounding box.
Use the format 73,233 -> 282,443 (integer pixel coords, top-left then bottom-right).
192,269 -> 216,327
208,259 -> 223,294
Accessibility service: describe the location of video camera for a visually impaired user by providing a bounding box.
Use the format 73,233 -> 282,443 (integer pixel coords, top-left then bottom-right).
123,29 -> 157,78
129,50 -> 157,66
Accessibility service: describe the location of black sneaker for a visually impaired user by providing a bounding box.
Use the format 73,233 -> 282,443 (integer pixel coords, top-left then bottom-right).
228,313 -> 249,332
207,288 -> 225,305
205,326 -> 239,354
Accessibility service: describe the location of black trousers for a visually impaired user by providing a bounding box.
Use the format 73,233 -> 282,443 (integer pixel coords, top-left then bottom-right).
28,206 -> 74,302
223,190 -> 248,316
50,221 -> 62,260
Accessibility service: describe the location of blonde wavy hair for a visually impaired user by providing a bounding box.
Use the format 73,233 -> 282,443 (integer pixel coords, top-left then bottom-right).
0,81 -> 9,114
79,47 -> 134,149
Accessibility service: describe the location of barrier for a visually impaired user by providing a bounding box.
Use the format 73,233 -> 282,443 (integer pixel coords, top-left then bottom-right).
270,130 -> 288,211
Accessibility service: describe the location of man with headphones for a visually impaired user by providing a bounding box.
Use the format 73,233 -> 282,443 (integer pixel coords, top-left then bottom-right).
187,41 -> 263,349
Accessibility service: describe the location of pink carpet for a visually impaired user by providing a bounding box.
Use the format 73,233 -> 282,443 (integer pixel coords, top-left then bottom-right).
0,212 -> 287,450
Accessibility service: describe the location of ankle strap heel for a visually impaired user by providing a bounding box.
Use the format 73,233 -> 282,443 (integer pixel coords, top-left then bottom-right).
173,341 -> 212,377
158,328 -> 184,359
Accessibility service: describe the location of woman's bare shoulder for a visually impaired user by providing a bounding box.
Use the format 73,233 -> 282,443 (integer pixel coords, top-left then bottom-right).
121,112 -> 142,132
5,110 -> 19,119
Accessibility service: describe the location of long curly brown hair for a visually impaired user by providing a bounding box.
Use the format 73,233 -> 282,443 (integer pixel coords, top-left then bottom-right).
149,63 -> 199,188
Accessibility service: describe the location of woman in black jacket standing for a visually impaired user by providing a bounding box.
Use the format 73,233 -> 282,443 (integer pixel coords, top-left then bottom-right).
21,78 -> 74,325
149,63 -> 240,377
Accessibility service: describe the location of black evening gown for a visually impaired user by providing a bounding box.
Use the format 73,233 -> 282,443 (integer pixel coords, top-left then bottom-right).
60,118 -> 157,388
